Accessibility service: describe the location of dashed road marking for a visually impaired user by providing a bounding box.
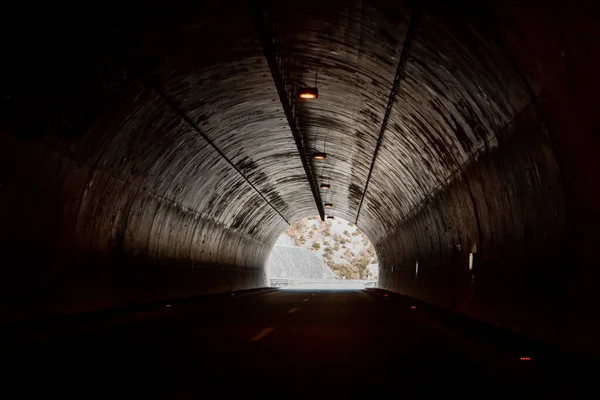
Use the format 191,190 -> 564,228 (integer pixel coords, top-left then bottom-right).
249,327 -> 276,342
303,298 -> 309,302
288,307 -> 299,313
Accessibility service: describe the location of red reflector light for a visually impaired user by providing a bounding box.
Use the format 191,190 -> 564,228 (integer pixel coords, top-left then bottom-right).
520,357 -> 531,361
410,306 -> 417,309
384,294 -> 388,297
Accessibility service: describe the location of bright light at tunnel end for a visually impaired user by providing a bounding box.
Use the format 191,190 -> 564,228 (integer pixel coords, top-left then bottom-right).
266,215 -> 379,289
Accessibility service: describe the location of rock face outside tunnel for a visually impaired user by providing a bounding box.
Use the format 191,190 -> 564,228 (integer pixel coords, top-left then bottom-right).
1,0 -> 599,355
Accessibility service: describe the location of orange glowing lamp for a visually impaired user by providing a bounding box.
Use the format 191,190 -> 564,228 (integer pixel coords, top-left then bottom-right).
299,87 -> 319,99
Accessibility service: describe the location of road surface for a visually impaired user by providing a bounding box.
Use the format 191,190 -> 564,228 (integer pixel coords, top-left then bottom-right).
2,289 -> 594,398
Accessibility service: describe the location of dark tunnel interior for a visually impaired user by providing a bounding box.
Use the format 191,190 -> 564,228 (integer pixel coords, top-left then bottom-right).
1,0 -> 599,357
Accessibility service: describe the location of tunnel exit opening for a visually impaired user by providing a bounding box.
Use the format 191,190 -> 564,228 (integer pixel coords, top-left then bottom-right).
266,216 -> 379,289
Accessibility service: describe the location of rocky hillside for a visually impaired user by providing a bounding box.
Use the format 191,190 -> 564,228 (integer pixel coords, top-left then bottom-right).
282,216 -> 377,280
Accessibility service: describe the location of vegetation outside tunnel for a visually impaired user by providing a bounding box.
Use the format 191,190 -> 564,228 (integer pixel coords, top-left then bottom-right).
282,216 -> 378,280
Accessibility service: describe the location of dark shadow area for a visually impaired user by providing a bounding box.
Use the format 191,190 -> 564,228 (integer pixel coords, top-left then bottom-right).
2,290 -> 596,398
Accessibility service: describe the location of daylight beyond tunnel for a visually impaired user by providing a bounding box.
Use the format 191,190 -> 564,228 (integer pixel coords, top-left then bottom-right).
266,216 -> 379,286
1,0 -> 599,355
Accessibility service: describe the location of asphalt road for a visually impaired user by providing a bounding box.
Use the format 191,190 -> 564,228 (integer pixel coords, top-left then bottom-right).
2,289 -> 594,398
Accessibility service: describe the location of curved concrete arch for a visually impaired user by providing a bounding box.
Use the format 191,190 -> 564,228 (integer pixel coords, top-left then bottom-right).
1,0 -> 599,354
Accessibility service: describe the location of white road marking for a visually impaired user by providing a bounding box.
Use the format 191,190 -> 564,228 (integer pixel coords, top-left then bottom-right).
249,327 -> 276,342
303,298 -> 309,302
311,294 -> 316,296
288,307 -> 299,313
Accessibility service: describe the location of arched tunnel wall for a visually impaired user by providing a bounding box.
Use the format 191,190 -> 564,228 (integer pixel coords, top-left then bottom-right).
0,2 -> 303,319
0,84 -> 282,318
1,0 -> 599,354
375,0 -> 600,353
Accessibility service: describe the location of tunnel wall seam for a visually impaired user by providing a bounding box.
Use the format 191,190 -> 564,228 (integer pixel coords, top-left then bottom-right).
354,3 -> 419,225
152,86 -> 291,226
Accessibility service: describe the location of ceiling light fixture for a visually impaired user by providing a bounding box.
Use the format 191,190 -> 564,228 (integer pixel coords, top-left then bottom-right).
327,216 -> 334,219
313,152 -> 327,160
297,71 -> 319,99
325,202 -> 333,208
299,87 -> 319,99
320,183 -> 330,189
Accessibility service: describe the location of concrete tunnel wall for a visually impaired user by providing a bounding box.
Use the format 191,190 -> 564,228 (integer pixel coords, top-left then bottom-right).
1,0 -> 599,353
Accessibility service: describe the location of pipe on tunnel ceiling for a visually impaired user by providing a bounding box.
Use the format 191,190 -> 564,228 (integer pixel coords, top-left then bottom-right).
250,0 -> 326,221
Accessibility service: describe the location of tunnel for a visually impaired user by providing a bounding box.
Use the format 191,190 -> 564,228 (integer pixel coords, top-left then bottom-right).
1,0 -> 599,360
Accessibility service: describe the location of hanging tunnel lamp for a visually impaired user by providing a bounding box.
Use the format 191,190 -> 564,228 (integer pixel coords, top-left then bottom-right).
299,87 -> 319,99
313,152 -> 327,160
320,183 -> 330,189
327,216 -> 335,219
325,202 -> 333,208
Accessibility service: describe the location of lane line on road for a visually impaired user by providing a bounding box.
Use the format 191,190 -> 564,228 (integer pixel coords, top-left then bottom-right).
288,307 -> 299,313
303,298 -> 309,302
249,327 -> 276,342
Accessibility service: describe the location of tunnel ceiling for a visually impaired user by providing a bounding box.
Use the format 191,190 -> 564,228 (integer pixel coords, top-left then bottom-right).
95,0 -> 530,247
0,1 -> 565,269
1,0 -> 550,257
45,0 -> 531,248
263,0 -> 530,245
